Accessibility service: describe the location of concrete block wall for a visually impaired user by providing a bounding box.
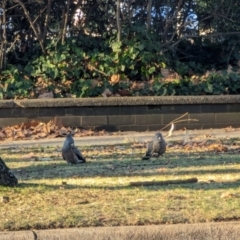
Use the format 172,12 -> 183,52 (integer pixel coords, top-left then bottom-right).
0,96 -> 240,131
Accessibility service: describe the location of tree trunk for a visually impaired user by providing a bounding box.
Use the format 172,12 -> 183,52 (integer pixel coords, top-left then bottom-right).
0,157 -> 18,187
146,0 -> 152,31
116,0 -> 121,42
0,0 -> 7,71
62,0 -> 70,44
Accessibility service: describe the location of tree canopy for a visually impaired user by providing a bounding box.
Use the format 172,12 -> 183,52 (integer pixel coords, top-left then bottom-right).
0,0 -> 240,98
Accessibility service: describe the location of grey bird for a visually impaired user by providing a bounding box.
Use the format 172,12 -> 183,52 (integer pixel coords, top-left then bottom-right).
142,132 -> 166,160
62,132 -> 86,164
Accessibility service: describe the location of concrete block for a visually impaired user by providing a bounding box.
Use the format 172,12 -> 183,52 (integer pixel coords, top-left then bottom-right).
82,116 -> 107,126
108,115 -> 135,125
136,114 -> 162,125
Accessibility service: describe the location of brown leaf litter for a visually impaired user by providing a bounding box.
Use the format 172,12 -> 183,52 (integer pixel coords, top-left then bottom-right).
0,119 -> 109,142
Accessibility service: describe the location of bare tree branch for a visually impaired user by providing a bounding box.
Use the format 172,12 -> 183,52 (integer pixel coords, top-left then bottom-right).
162,31 -> 240,52
227,40 -> 240,66
162,0 -> 183,43
0,0 -> 7,71
116,0 -> 121,41
146,0 -> 152,31
16,0 -> 46,54
62,0 -> 70,44
42,0 -> 53,45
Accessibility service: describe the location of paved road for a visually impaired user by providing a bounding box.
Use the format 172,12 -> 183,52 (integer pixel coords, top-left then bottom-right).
0,128 -> 239,148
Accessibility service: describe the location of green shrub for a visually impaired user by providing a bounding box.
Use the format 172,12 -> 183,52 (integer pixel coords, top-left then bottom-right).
1,34 -> 240,99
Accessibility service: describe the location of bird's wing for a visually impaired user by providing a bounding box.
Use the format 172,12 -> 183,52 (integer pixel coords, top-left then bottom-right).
152,135 -> 162,151
73,146 -> 83,158
146,141 -> 153,156
62,150 -> 66,160
159,139 -> 166,155
72,145 -> 86,162
62,146 -> 77,163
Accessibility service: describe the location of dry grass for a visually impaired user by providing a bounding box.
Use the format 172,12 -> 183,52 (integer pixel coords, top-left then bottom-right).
1,140 -> 240,231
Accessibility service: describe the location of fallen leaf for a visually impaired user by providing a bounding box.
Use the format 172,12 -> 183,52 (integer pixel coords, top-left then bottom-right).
21,121 -> 40,129
117,89 -> 131,96
198,140 -> 208,146
109,74 -> 120,85
135,198 -> 144,202
131,81 -> 145,90
0,196 -> 10,203
131,143 -> 145,148
22,152 -> 36,159
208,144 -> 228,152
220,192 -> 238,198
78,200 -> 89,204
38,92 -> 54,99
102,88 -> 112,97
0,132 -> 5,139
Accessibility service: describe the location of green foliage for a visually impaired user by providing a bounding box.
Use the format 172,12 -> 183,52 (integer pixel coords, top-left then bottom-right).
131,71 -> 240,97
87,30 -> 166,81
171,36 -> 240,76
1,1 -> 240,98
2,34 -> 163,98
0,65 -> 34,99
1,32 -> 240,99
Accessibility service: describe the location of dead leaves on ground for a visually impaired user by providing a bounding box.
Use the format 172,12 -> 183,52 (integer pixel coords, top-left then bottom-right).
0,196 -> 10,204
0,118 -> 239,156
168,140 -> 229,152
130,138 -> 239,156
180,141 -> 229,153
207,144 -> 228,152
220,192 -> 240,199
0,119 -> 108,141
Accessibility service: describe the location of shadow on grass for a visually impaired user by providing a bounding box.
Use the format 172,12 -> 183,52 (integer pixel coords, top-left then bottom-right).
11,179 -> 240,192
9,152 -> 240,180
2,144 -> 240,193
3,143 -> 239,164
17,182 -> 80,190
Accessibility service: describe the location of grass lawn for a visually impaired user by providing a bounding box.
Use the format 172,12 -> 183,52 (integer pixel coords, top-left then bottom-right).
1,138 -> 240,231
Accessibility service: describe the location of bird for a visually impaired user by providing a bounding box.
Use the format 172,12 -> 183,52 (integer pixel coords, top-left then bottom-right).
62,132 -> 86,164
0,157 -> 18,187
142,132 -> 166,160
